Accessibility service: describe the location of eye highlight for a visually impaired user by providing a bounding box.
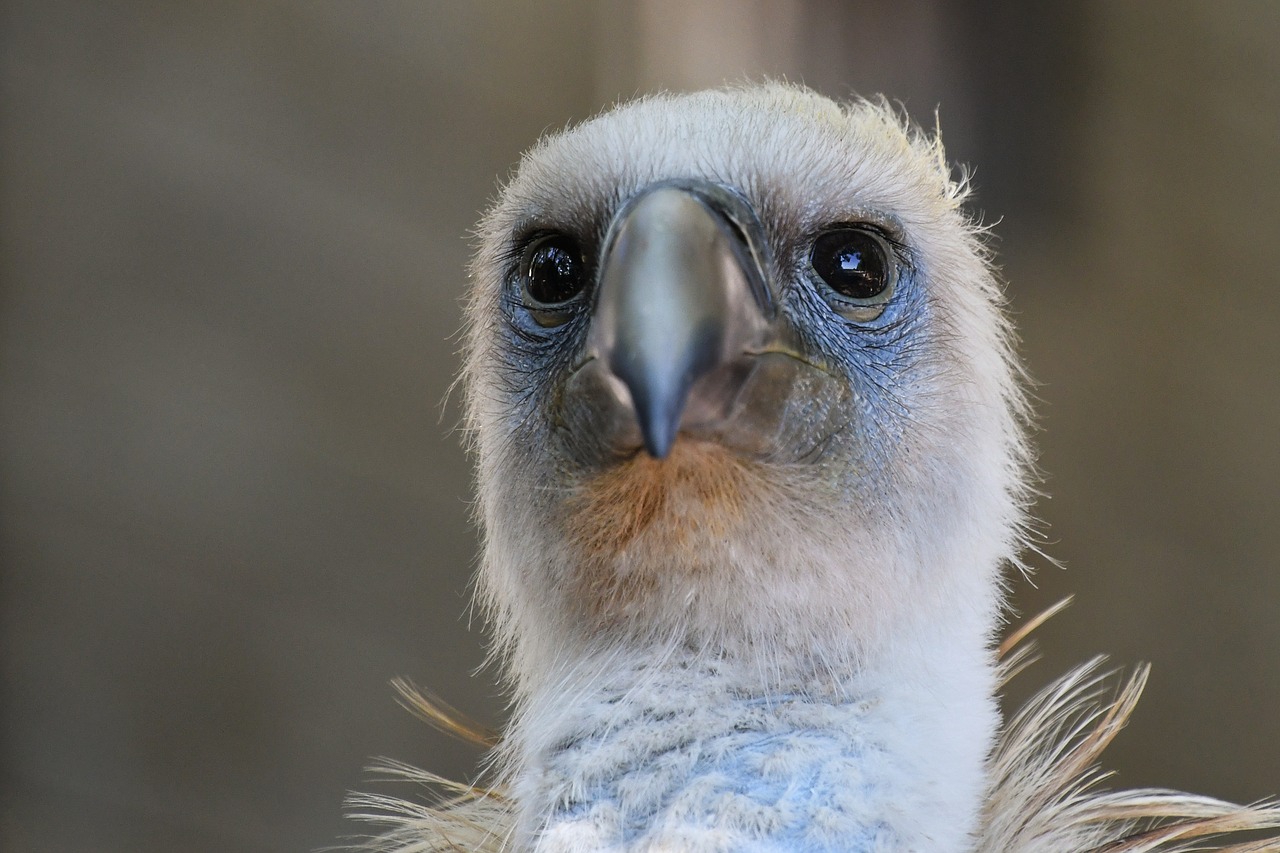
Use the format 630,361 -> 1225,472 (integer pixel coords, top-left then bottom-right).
809,226 -> 898,322
521,233 -> 587,326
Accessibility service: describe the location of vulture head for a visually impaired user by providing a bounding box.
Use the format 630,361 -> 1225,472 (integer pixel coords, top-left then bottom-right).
353,84 -> 1280,853
467,84 -> 1027,682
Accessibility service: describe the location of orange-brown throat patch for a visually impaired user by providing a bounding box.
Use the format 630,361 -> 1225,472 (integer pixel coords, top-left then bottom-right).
563,441 -> 758,624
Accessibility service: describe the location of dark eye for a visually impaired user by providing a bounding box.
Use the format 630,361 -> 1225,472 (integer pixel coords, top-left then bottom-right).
521,234 -> 586,325
810,226 -> 897,320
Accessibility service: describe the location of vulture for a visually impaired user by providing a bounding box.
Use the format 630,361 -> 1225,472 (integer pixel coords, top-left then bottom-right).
351,84 -> 1280,852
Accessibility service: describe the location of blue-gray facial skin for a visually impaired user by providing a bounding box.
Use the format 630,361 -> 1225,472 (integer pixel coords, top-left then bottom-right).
497,177 -> 936,504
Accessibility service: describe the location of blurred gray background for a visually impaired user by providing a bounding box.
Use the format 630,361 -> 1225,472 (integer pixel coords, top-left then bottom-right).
2,2 -> 1277,851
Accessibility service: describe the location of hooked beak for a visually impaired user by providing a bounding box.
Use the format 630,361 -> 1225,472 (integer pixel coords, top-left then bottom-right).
585,181 -> 774,458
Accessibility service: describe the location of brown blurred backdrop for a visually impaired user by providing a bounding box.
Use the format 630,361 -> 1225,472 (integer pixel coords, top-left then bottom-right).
2,2 -> 1277,851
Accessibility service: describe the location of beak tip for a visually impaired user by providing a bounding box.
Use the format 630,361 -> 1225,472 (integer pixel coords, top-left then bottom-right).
638,396 -> 680,459
644,432 -> 675,460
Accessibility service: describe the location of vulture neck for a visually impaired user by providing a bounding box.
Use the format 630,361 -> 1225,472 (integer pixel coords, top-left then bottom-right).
503,611 -> 998,852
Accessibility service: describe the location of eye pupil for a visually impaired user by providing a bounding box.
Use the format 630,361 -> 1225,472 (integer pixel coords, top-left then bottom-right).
811,228 -> 891,300
525,236 -> 585,306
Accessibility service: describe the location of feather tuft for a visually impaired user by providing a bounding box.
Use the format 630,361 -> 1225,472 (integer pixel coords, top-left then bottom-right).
346,760 -> 512,853
977,659 -> 1280,852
